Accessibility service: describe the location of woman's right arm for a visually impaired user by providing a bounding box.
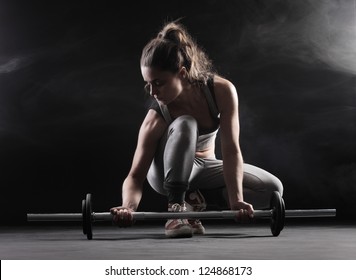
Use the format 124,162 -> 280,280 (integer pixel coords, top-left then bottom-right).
111,109 -> 167,225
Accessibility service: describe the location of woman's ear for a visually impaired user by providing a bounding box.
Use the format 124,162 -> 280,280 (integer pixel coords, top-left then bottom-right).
178,67 -> 188,79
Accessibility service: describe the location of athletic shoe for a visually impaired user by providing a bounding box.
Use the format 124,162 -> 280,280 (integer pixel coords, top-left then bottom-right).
165,203 -> 193,238
188,219 -> 206,235
185,190 -> 207,235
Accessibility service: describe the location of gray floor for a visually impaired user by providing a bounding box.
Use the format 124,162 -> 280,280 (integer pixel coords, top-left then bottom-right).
1,220 -> 355,259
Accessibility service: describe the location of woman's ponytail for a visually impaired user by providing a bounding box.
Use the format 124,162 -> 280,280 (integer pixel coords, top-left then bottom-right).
140,21 -> 215,85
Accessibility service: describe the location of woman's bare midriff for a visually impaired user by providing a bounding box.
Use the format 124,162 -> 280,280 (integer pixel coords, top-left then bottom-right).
195,145 -> 216,159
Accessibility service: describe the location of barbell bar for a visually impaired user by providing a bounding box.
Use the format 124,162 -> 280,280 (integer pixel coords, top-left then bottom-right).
27,209 -> 336,221
27,192 -> 336,240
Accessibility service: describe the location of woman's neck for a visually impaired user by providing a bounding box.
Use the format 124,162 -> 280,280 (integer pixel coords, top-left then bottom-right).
170,83 -> 201,108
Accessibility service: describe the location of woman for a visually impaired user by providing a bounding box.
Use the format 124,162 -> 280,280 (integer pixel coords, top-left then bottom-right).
110,21 -> 283,238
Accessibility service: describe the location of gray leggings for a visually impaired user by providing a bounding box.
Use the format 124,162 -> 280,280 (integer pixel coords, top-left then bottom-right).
147,115 -> 283,209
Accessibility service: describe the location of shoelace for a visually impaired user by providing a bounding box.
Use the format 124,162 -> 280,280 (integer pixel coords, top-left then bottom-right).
169,203 -> 187,212
167,203 -> 189,226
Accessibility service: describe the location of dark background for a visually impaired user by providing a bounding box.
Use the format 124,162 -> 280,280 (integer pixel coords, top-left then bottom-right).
1,0 -> 355,224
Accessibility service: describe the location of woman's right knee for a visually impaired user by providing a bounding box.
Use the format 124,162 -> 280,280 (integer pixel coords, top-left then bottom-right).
168,115 -> 198,136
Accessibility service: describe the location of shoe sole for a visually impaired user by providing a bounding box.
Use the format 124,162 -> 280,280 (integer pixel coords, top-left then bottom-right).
192,227 -> 206,235
165,226 -> 193,238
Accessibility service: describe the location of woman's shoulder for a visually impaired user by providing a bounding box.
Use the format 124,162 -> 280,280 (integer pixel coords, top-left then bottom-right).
212,75 -> 238,98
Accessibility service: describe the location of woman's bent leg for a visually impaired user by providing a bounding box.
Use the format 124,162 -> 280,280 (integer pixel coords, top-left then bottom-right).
189,159 -> 283,210
147,115 -> 199,238
147,115 -> 198,204
242,164 -> 284,209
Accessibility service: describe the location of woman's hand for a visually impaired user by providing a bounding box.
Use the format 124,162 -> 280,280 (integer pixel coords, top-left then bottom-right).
110,206 -> 135,227
232,201 -> 254,223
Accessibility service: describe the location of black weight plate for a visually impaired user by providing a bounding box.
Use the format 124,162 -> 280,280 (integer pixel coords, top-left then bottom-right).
279,196 -> 286,233
270,191 -> 283,236
85,193 -> 93,240
82,199 -> 87,235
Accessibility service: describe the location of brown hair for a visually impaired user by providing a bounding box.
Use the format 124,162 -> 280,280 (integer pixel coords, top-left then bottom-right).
140,21 -> 216,85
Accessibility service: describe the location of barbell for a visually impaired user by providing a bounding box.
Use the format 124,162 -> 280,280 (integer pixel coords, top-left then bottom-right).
27,192 -> 336,240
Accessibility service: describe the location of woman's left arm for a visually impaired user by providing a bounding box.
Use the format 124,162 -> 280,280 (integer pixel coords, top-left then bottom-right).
215,78 -> 254,217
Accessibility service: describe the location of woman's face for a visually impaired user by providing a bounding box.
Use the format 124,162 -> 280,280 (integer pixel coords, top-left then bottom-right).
141,66 -> 184,105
